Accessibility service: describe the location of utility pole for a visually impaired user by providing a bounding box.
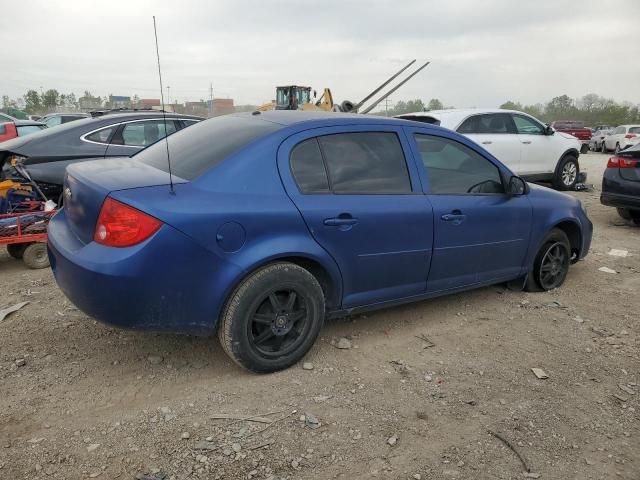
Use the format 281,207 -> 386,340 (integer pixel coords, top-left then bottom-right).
209,82 -> 214,118
384,97 -> 392,116
166,85 -> 171,107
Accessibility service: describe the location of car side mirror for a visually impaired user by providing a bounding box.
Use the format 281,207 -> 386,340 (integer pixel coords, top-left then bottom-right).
544,125 -> 554,136
507,176 -> 527,196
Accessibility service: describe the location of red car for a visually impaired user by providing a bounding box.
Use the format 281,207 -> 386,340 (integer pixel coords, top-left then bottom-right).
550,121 -> 592,154
0,120 -> 46,143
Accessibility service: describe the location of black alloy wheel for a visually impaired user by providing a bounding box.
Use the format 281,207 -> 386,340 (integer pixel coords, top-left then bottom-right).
248,289 -> 310,358
537,242 -> 570,290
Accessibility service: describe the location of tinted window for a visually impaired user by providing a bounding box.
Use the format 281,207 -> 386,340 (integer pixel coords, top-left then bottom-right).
85,126 -> 115,144
513,114 -> 545,135
290,138 -> 329,193
458,114 -> 515,134
120,120 -> 177,146
629,127 -> 640,134
317,132 -> 411,194
414,134 -> 504,194
137,115 -> 282,180
17,125 -> 45,136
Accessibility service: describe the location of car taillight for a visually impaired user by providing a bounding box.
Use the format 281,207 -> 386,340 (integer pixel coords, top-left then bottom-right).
94,197 -> 162,247
624,134 -> 637,139
607,156 -> 639,168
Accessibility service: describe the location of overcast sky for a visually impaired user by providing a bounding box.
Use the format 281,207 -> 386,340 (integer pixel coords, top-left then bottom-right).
2,0 -> 639,110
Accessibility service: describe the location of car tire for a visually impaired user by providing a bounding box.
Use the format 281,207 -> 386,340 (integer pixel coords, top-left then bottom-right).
619,208 -> 640,226
601,141 -> 607,153
22,243 -> 50,269
615,143 -> 620,154
525,229 -> 571,292
552,154 -> 579,190
218,262 -> 325,373
617,208 -> 632,220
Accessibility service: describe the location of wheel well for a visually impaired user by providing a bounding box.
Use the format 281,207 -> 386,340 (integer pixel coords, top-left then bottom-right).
277,257 -> 338,309
554,221 -> 582,261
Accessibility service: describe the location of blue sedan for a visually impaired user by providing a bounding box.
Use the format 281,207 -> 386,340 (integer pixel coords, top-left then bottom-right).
47,111 -> 592,372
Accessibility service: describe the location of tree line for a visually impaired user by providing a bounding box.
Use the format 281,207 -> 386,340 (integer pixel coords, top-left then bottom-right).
378,93 -> 640,127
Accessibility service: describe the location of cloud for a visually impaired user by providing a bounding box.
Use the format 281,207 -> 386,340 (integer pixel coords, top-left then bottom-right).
1,0 -> 639,109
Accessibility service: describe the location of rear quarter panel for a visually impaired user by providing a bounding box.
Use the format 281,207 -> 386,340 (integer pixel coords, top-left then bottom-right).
112,135 -> 343,324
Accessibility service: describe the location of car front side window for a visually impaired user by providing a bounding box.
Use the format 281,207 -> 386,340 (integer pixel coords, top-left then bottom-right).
414,133 -> 504,195
512,114 -> 545,135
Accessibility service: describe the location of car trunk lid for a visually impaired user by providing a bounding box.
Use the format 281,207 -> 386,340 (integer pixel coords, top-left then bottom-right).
614,148 -> 640,182
64,157 -> 186,244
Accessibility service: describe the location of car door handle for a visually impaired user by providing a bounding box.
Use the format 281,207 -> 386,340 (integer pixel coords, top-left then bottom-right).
481,141 -> 492,145
521,140 -> 532,144
441,210 -> 466,223
324,216 -> 358,226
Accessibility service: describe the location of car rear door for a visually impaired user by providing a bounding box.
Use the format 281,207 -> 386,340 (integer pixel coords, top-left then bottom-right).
406,127 -> 531,292
105,119 -> 179,157
277,125 -> 434,308
457,113 -> 522,173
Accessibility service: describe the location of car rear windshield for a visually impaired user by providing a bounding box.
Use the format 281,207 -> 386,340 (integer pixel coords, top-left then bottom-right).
136,115 -> 283,180
629,127 -> 640,134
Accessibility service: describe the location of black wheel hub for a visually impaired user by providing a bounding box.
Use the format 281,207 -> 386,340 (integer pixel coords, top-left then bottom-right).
248,289 -> 308,357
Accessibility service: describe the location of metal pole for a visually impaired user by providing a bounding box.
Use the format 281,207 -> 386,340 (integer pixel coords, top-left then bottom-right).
351,60 -> 415,113
361,61 -> 430,115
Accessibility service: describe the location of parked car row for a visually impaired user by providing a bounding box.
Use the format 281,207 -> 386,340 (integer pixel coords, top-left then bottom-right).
397,109 -> 584,190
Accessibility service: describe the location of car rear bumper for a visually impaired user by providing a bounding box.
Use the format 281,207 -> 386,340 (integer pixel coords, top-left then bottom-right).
601,192 -> 640,210
47,208 -> 239,335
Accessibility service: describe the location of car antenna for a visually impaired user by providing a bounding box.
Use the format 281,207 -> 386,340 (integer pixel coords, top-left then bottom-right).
152,16 -> 175,195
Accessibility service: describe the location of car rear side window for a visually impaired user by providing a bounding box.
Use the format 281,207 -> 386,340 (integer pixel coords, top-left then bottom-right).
317,132 -> 411,194
414,134 -> 504,195
290,138 -> 330,193
136,115 -> 283,180
458,114 -> 515,134
85,126 -> 115,144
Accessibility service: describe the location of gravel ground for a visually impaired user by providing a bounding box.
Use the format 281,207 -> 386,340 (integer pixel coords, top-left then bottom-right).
0,152 -> 638,479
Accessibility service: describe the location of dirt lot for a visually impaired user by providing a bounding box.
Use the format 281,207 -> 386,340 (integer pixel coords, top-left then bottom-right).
0,152 -> 638,480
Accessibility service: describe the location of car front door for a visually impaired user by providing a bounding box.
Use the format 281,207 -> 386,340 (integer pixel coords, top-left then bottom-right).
105,119 -> 179,157
511,113 -> 554,176
278,126 -> 434,308
407,128 -> 532,292
457,113 -> 522,173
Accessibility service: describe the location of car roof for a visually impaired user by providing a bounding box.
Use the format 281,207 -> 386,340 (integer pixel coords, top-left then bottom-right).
395,108 -> 528,128
0,112 -> 203,151
239,110 -> 423,128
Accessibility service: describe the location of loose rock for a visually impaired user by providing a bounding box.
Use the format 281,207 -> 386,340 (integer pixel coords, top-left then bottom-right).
147,355 -> 163,365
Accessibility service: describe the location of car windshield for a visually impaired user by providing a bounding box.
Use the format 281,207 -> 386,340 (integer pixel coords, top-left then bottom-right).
136,115 -> 283,180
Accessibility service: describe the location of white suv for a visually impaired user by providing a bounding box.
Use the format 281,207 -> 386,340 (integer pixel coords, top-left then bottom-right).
397,109 -> 583,190
602,125 -> 640,153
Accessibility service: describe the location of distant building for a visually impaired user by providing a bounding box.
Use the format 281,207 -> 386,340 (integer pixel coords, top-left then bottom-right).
210,98 -> 234,117
138,98 -> 161,109
109,95 -> 131,109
